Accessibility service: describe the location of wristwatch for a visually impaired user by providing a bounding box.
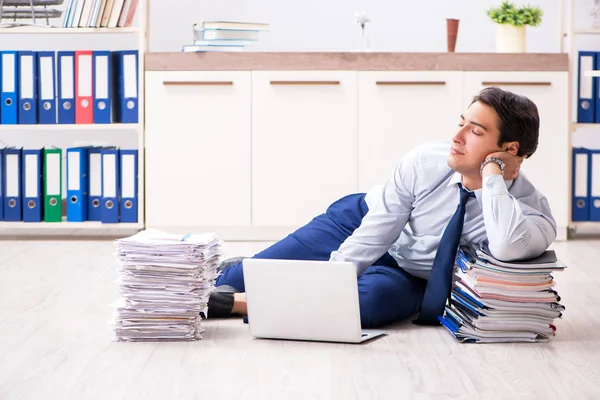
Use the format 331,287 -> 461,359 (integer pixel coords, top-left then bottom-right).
480,157 -> 505,177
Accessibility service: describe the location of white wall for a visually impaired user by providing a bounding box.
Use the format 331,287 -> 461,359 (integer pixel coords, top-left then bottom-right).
149,0 -> 561,53
1,0 -> 600,151
0,0 -> 572,54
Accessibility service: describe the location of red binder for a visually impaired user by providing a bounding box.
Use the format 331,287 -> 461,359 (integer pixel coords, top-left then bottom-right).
75,50 -> 94,124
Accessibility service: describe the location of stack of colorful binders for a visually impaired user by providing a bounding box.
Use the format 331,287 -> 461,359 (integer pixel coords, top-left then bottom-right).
439,244 -> 566,343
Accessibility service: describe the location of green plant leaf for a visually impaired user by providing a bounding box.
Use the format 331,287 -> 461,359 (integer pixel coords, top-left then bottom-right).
486,1 -> 543,27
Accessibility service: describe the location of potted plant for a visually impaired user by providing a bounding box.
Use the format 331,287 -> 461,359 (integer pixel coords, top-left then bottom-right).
486,1 -> 543,53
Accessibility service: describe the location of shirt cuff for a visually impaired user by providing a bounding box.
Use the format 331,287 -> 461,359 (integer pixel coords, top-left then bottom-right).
329,250 -> 343,261
482,174 -> 509,197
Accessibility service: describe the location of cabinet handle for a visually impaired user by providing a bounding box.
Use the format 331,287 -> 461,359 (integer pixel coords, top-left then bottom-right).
376,81 -> 446,86
481,81 -> 552,86
269,80 -> 340,85
162,81 -> 234,86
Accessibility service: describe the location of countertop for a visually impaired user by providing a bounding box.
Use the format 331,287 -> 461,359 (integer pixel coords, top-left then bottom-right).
145,52 -> 569,72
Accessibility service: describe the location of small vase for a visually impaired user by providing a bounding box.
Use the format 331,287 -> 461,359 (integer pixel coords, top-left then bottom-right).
495,24 -> 526,53
353,24 -> 371,51
446,18 -> 459,52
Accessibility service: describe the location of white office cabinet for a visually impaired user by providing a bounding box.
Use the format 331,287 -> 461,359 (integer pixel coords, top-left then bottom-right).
463,72 -> 570,236
251,71 -> 358,227
144,71 -> 252,229
357,71 -> 464,191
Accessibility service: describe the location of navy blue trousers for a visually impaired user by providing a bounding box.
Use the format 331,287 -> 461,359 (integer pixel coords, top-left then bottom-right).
215,193 -> 427,328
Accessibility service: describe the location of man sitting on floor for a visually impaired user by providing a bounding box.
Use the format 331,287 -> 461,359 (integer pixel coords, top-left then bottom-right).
207,86 -> 557,328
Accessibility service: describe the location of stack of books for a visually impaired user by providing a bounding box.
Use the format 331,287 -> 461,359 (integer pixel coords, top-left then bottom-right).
62,0 -> 139,28
439,244 -> 566,343
183,20 -> 269,52
110,229 -> 221,342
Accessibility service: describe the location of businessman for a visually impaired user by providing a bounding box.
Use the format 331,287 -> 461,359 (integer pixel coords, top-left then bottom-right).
207,86 -> 557,328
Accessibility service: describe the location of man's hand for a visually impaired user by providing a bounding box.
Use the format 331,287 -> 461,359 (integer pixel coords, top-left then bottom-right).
482,151 -> 525,180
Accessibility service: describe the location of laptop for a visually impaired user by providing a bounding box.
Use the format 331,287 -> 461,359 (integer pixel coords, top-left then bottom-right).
242,258 -> 387,344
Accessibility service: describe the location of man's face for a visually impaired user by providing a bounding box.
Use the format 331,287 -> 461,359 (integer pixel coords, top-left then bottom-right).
447,101 -> 503,176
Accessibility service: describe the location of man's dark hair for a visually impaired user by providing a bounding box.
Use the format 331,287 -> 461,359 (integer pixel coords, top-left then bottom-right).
471,86 -> 540,158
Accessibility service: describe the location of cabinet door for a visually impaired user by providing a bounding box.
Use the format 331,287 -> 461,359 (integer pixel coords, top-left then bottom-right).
144,71 -> 252,229
463,72 -> 569,233
357,71 -> 464,191
251,71 -> 358,227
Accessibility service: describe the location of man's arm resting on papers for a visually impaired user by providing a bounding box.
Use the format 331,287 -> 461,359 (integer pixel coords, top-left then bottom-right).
480,165 -> 556,261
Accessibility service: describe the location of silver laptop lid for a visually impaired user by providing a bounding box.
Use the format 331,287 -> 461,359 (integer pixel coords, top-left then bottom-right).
242,259 -> 364,343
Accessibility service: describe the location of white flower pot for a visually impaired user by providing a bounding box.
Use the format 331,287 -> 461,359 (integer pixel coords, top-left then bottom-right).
495,24 -> 526,53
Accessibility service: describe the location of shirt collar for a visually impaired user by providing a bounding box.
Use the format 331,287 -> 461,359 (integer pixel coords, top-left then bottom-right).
447,171 -> 463,187
446,171 -> 516,191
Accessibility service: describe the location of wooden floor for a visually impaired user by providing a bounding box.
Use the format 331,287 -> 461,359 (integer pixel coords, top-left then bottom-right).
1,238 -> 600,399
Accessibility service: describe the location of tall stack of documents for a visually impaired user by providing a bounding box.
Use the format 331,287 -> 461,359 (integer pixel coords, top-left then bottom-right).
110,229 -> 221,342
439,244 -> 566,343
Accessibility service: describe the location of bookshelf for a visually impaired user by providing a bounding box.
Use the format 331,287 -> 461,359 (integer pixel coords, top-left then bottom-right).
0,27 -> 141,33
562,0 -> 600,238
573,28 -> 600,34
0,123 -> 140,131
0,0 -> 148,238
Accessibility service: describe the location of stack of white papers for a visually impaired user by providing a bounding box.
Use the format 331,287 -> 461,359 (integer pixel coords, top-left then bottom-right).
439,244 -> 566,343
110,229 -> 221,342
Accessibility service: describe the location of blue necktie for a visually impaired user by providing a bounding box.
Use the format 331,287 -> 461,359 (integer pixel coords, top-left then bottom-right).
414,184 -> 474,326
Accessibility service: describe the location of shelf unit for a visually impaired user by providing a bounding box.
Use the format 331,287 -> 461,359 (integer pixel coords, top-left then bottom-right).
0,123 -> 140,131
562,0 -> 600,238
573,28 -> 600,34
0,27 -> 141,34
0,0 -> 149,237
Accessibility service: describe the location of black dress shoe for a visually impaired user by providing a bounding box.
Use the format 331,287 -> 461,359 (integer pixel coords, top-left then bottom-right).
205,285 -> 238,318
202,257 -> 247,319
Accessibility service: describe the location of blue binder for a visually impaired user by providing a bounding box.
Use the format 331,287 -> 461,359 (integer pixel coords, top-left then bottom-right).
119,149 -> 138,223
101,147 -> 120,223
22,149 -> 43,222
578,51 -> 597,123
88,147 -> 102,221
3,147 -> 22,221
595,52 -> 600,124
66,147 -> 89,222
0,148 -> 4,220
590,149 -> 600,221
93,51 -> 112,124
112,50 -> 138,123
57,51 -> 76,124
37,51 -> 57,124
1,51 -> 19,125
572,147 -> 591,221
18,51 -> 38,124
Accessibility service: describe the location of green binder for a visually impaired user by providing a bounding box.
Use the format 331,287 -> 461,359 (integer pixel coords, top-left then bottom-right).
43,148 -> 62,222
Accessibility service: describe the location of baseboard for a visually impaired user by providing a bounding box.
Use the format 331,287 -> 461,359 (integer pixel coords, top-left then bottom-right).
146,225 -> 297,241
556,225 -> 568,242
148,225 -> 576,244
568,222 -> 600,239
0,222 -> 577,243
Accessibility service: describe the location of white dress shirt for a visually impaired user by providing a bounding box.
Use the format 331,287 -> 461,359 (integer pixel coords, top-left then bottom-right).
329,140 -> 557,279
